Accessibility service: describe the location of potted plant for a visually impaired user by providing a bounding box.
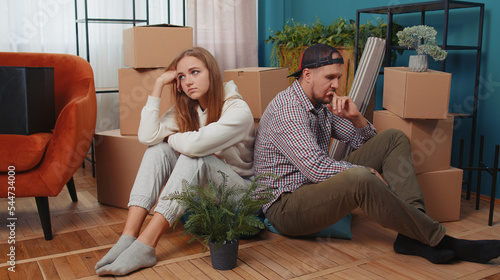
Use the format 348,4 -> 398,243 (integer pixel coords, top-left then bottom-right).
266,17 -> 403,95
396,25 -> 448,72
163,171 -> 274,270
266,18 -> 355,93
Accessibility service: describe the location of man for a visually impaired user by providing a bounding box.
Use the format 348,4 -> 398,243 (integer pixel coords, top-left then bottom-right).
254,43 -> 500,264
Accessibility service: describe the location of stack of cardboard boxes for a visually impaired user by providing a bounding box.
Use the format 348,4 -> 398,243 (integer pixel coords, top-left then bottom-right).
223,67 -> 290,124
373,67 -> 463,222
95,25 -> 193,209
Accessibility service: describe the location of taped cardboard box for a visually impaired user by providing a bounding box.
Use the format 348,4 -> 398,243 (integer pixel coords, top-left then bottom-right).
383,67 -> 451,119
373,110 -> 454,174
417,167 -> 463,222
94,129 -> 147,209
123,24 -> 193,68
118,68 -> 174,135
224,67 -> 289,119
0,66 -> 55,135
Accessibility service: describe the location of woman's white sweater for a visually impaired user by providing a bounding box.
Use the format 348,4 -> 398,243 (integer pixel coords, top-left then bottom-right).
137,80 -> 255,177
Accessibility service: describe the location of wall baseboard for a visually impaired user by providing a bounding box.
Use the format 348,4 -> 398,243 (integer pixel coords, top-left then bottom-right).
462,190 -> 500,205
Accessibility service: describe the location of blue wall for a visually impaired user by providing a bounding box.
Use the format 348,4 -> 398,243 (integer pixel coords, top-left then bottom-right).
258,0 -> 500,199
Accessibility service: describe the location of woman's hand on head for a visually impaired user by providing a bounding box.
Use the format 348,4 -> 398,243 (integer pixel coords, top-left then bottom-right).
157,70 -> 177,86
161,70 -> 183,93
151,70 -> 178,98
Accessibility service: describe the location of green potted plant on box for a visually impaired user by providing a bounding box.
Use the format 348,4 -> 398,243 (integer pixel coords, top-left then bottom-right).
266,17 -> 403,95
163,171 -> 274,270
396,25 -> 448,72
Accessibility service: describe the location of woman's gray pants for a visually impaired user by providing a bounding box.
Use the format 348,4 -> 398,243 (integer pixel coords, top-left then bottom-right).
128,142 -> 252,225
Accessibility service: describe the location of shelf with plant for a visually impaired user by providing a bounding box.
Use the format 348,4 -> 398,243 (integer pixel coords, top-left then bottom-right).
266,17 -> 403,95
396,25 -> 448,72
163,171 -> 275,270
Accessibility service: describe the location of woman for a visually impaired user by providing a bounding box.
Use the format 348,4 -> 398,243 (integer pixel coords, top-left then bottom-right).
95,47 -> 255,276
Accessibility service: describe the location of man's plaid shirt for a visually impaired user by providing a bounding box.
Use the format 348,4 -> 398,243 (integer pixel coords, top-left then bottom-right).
254,80 -> 377,213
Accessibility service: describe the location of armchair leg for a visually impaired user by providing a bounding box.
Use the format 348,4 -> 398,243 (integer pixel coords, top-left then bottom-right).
67,176 -> 78,202
35,197 -> 53,240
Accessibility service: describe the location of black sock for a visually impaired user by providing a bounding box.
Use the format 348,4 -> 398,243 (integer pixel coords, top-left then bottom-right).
436,235 -> 500,263
393,234 -> 455,264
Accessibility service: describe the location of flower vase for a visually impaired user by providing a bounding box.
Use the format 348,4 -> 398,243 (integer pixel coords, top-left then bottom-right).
408,54 -> 428,72
209,239 -> 239,270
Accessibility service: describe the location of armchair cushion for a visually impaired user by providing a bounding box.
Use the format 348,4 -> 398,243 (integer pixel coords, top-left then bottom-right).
0,132 -> 52,172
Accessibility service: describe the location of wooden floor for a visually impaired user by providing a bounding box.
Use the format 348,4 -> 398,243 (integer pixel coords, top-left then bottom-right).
1,166 -> 500,280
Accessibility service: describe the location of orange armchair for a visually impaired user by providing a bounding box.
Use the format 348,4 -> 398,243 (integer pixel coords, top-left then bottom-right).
0,52 -> 97,240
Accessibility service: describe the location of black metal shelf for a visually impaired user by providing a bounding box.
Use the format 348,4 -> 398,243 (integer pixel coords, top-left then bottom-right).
355,0 -> 484,71
96,87 -> 119,94
389,45 -> 480,51
75,0 -> 149,62
355,0 -> 496,225
356,0 -> 482,15
74,0 -> 150,177
76,18 -> 149,24
450,112 -> 472,119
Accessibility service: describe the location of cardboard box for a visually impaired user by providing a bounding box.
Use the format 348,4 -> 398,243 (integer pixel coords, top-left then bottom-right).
0,66 -> 55,135
123,24 -> 193,68
118,68 -> 175,135
373,110 -> 454,174
224,67 -> 289,119
94,129 -> 147,209
417,167 -> 463,222
383,67 -> 451,119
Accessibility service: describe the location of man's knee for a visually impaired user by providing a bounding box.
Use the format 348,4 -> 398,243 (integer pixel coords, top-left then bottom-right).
379,128 -> 406,140
378,128 -> 410,147
340,167 -> 393,204
350,166 -> 377,180
339,167 -> 380,190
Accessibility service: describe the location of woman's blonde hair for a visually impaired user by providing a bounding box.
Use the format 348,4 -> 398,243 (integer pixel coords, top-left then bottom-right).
167,47 -> 224,133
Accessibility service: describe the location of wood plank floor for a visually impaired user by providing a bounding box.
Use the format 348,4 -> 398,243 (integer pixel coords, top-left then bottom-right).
1,165 -> 500,279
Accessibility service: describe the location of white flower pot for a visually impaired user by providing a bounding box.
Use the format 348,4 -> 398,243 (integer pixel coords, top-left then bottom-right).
409,55 -> 428,72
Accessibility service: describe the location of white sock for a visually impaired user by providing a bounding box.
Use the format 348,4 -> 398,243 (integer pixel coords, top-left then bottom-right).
94,235 -> 136,270
96,240 -> 156,276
